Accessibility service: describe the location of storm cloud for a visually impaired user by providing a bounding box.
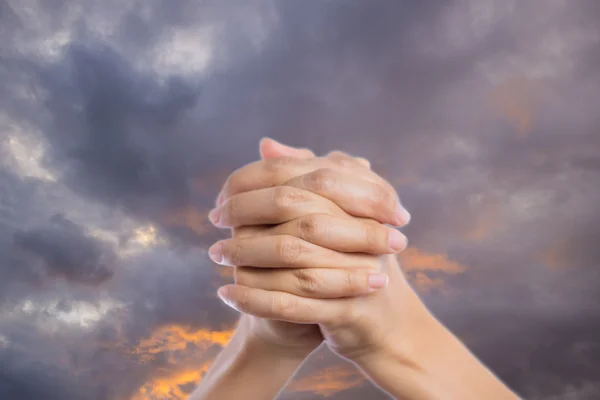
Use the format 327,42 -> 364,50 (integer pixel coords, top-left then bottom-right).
1,0 -> 599,399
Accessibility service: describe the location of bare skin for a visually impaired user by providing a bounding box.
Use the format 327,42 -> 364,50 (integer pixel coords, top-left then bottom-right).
190,138 -> 520,400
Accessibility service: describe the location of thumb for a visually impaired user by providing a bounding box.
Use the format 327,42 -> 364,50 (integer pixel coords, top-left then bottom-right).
259,137 -> 315,160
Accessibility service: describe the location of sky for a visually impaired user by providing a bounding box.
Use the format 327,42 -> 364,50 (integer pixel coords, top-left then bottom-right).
0,0 -> 599,399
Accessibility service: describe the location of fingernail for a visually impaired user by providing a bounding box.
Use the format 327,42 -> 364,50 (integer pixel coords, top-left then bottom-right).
395,202 -> 411,226
217,286 -> 229,300
208,242 -> 223,263
368,273 -> 389,289
216,192 -> 225,206
208,207 -> 222,226
387,229 -> 407,252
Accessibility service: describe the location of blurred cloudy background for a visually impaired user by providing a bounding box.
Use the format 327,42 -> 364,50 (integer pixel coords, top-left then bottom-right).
1,0 -> 599,399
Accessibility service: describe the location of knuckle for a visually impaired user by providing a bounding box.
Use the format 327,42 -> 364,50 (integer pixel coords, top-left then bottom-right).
235,288 -> 251,313
271,294 -> 296,316
264,158 -> 295,185
294,269 -> 321,295
371,185 -> 395,209
266,156 -> 295,173
299,214 -> 327,241
228,241 -> 244,266
224,195 -> 240,221
275,236 -> 303,265
363,223 -> 380,249
272,186 -> 290,209
327,151 -> 355,167
305,168 -> 337,192
344,270 -> 361,294
272,186 -> 305,213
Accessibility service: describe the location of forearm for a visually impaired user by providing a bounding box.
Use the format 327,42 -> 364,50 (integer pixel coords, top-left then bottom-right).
189,317 -> 310,400
354,294 -> 520,400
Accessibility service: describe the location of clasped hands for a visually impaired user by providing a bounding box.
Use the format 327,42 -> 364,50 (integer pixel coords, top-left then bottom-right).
196,138 -> 520,400
208,138 -> 420,364
197,139 -> 518,400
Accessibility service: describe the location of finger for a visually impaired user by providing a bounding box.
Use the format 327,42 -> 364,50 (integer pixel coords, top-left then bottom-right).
231,225 -> 267,239
218,157 -> 370,201
217,284 -> 347,325
207,235 -> 380,270
209,186 -> 347,228
217,156 -> 398,208
324,152 -> 401,207
234,267 -> 389,299
259,137 -> 315,159
283,168 -> 409,226
268,214 -> 407,254
210,169 -> 408,228
326,151 -> 372,171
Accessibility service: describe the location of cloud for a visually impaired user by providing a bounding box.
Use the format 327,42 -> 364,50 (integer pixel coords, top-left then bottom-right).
0,0 -> 599,399
488,76 -> 544,137
133,325 -> 234,360
0,346 -> 86,400
130,325 -> 234,400
397,247 -> 468,293
13,213 -> 116,285
536,382 -> 600,400
133,366 -> 210,400
447,311 -> 600,400
399,247 -> 467,274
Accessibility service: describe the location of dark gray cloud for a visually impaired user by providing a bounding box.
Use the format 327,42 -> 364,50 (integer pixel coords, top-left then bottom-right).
0,0 -> 599,399
441,311 -> 600,400
39,44 -> 199,213
13,213 -> 115,284
0,347 -> 86,400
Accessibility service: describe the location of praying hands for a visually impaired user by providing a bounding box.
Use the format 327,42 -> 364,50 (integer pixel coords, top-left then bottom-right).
190,138 -> 520,400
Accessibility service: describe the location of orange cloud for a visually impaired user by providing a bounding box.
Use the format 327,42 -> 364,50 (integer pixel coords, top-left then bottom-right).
399,247 -> 467,274
287,365 -> 365,397
130,325 -> 234,399
134,325 -> 234,361
488,76 -> 543,137
133,365 -> 211,400
464,200 -> 504,241
399,247 -> 467,293
536,240 -> 569,269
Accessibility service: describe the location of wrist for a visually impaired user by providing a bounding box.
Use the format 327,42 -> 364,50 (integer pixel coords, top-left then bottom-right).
352,261 -> 436,368
353,294 -> 437,372
353,305 -> 519,400
239,315 -> 319,362
351,307 -> 454,399
192,318 -> 310,400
